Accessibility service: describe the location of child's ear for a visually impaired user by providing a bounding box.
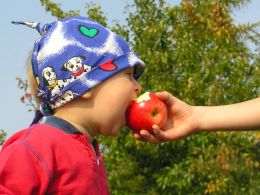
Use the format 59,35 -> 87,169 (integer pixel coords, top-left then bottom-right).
81,91 -> 92,100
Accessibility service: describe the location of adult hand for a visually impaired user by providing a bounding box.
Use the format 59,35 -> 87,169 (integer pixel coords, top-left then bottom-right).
133,91 -> 199,143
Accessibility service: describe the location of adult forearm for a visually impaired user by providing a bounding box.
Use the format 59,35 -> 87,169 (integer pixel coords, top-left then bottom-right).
194,97 -> 260,132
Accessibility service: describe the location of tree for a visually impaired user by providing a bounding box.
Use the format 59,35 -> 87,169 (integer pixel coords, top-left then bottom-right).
0,130 -> 7,146
102,1 -> 259,194
14,0 -> 260,194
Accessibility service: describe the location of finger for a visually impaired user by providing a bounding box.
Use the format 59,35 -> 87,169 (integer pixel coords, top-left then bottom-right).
133,133 -> 143,140
139,130 -> 160,144
152,125 -> 169,141
152,125 -> 185,141
157,128 -> 191,141
152,124 -> 160,132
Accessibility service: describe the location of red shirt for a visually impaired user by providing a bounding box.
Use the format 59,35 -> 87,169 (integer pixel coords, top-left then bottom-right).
0,116 -> 110,195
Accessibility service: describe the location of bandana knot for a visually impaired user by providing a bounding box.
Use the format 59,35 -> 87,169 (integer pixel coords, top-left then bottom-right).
11,21 -> 52,36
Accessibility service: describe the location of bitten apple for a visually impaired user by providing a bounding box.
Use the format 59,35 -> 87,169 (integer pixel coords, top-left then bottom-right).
126,92 -> 167,134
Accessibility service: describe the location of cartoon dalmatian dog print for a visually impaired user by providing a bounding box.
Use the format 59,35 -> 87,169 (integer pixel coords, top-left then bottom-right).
42,66 -> 71,97
62,56 -> 92,79
50,90 -> 75,109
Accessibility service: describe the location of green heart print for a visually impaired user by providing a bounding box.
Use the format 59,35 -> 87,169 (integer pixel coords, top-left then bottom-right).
79,25 -> 98,38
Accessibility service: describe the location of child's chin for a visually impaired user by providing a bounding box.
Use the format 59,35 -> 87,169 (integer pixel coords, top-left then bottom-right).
109,130 -> 120,137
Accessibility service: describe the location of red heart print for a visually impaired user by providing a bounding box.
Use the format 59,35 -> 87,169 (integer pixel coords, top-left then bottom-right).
99,59 -> 117,71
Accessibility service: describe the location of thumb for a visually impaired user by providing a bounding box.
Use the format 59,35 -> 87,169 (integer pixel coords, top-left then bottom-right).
155,91 -> 176,107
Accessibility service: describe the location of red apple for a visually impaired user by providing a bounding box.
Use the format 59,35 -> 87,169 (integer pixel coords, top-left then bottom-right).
126,92 -> 167,134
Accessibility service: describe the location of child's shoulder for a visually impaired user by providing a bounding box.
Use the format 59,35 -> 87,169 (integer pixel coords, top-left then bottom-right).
2,124 -> 69,150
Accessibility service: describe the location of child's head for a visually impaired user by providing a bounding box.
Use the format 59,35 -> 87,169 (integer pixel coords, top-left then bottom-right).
21,16 -> 145,134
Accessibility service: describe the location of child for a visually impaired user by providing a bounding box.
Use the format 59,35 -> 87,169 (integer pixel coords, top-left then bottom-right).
0,16 -> 145,194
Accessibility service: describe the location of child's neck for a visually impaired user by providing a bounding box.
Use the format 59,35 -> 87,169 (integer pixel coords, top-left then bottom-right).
52,96 -> 97,143
53,112 -> 95,143
68,120 -> 95,143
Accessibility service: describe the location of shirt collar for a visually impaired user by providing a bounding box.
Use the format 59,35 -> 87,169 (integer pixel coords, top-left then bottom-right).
44,116 -> 82,134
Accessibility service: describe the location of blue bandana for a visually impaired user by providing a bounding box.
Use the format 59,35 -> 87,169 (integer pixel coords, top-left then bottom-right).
12,16 -> 145,125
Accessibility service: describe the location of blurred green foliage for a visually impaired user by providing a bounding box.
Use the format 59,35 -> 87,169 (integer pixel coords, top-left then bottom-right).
8,0 -> 260,194
0,130 -> 7,146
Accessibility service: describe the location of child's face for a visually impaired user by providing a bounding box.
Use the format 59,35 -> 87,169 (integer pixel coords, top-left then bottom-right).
89,67 -> 142,136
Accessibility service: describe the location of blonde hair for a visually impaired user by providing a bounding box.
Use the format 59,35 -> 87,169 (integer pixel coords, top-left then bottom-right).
26,51 -> 41,107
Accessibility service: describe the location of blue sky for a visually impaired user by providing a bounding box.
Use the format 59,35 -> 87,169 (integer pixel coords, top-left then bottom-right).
1,0 -> 259,138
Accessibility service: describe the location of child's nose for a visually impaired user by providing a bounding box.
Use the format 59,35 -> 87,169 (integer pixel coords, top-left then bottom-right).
135,82 -> 142,93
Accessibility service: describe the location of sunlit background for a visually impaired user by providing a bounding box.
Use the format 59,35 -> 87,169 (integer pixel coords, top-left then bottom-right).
1,0 -> 259,138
